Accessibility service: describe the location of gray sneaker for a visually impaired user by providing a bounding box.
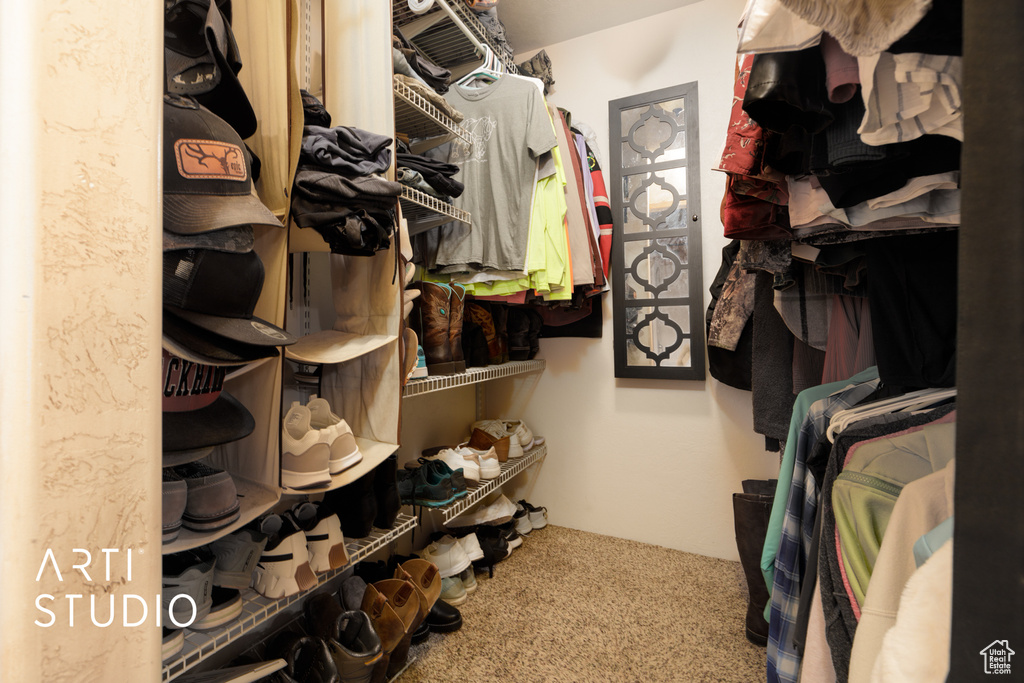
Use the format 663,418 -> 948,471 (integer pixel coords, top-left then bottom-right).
172,461 -> 241,532
162,548 -> 215,627
162,469 -> 188,543
210,526 -> 269,589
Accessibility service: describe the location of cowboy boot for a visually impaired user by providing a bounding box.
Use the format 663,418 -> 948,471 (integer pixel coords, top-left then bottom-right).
448,283 -> 467,373
360,583 -> 407,683
505,307 -> 531,361
733,479 -> 774,646
372,579 -> 422,679
410,282 -> 459,375
466,302 -> 501,365
490,303 -> 509,363
398,559 -> 462,634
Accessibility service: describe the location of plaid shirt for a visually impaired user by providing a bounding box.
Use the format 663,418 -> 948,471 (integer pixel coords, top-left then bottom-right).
767,374 -> 881,683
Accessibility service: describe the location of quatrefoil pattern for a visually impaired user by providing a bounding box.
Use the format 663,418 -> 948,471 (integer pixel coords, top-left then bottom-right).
629,308 -> 684,366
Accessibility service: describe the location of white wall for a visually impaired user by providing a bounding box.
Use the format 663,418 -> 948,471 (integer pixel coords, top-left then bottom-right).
510,0 -> 779,560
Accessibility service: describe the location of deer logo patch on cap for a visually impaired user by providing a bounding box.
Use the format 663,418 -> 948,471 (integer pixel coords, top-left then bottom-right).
175,139 -> 247,181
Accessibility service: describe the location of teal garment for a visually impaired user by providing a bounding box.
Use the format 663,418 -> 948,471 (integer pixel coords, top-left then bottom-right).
914,514 -> 953,568
760,366 -> 881,595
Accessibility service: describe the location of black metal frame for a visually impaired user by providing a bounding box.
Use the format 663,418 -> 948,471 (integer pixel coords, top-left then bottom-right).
609,82 -> 705,380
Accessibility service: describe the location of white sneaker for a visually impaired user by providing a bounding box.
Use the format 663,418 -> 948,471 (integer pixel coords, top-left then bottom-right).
518,499 -> 548,529
418,535 -> 471,578
454,532 -> 484,561
306,395 -> 362,474
286,501 -> 348,573
281,404 -> 331,489
513,503 -> 533,537
502,420 -> 535,450
472,420 -> 523,459
423,448 -> 480,483
447,493 -> 517,527
440,576 -> 467,605
251,515 -> 317,599
459,567 -> 477,594
455,443 -> 500,479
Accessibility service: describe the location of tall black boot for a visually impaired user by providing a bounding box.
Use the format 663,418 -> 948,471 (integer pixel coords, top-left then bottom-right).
733,479 -> 775,647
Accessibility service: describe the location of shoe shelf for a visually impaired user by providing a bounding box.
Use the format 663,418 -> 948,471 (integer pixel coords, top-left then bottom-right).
162,513 -> 418,682
280,437 -> 400,495
284,330 -> 399,365
399,186 -> 471,237
392,0 -> 518,77
393,78 -> 470,152
163,477 -> 281,555
428,443 -> 547,525
402,359 -> 546,398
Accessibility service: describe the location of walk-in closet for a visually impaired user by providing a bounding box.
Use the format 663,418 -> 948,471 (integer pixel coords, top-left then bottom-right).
0,0 -> 1018,681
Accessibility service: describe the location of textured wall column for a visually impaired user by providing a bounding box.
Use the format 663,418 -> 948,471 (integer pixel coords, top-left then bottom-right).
0,1 -> 163,680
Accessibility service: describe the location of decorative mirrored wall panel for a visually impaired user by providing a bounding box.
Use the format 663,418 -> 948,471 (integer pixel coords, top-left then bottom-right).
610,83 -> 705,380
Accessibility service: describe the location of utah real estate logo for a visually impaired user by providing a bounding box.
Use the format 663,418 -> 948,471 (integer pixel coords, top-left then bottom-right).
980,640 -> 1015,675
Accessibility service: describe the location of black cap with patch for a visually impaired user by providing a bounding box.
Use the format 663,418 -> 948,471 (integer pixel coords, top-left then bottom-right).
163,94 -> 281,235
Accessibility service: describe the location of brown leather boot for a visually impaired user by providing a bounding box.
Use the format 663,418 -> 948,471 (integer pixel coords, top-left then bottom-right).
361,584 -> 406,683
395,559 -> 440,617
466,301 -> 501,365
448,283 -> 467,373
490,303 -> 509,363
373,579 -> 422,679
410,282 -> 459,375
398,559 -> 463,634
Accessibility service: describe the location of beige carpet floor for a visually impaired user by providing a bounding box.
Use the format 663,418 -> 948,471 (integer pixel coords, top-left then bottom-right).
402,525 -> 767,683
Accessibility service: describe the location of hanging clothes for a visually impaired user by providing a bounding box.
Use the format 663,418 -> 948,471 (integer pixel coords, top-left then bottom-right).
435,75 -> 556,273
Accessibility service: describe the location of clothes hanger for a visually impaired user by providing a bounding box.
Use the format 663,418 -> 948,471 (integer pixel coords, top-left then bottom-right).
826,387 -> 957,443
456,45 -> 509,87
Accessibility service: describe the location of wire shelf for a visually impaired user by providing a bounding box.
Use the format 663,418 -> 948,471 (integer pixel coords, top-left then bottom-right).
429,444 -> 547,524
399,186 -> 471,236
162,514 -> 417,681
403,359 -> 546,398
394,78 -> 470,146
393,0 -> 518,75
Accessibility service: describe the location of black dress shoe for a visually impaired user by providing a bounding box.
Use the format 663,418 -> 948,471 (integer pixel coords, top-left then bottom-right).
411,620 -> 430,644
426,598 -> 462,633
265,631 -> 340,683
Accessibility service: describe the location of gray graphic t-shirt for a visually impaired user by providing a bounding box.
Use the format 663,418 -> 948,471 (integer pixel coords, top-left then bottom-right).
436,76 -> 556,272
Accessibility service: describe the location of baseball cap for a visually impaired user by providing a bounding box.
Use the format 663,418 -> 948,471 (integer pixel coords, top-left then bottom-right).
163,446 -> 215,468
161,350 -> 256,451
164,0 -> 257,139
163,248 -> 296,347
163,94 -> 281,235
163,309 -> 280,366
162,225 -> 254,253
